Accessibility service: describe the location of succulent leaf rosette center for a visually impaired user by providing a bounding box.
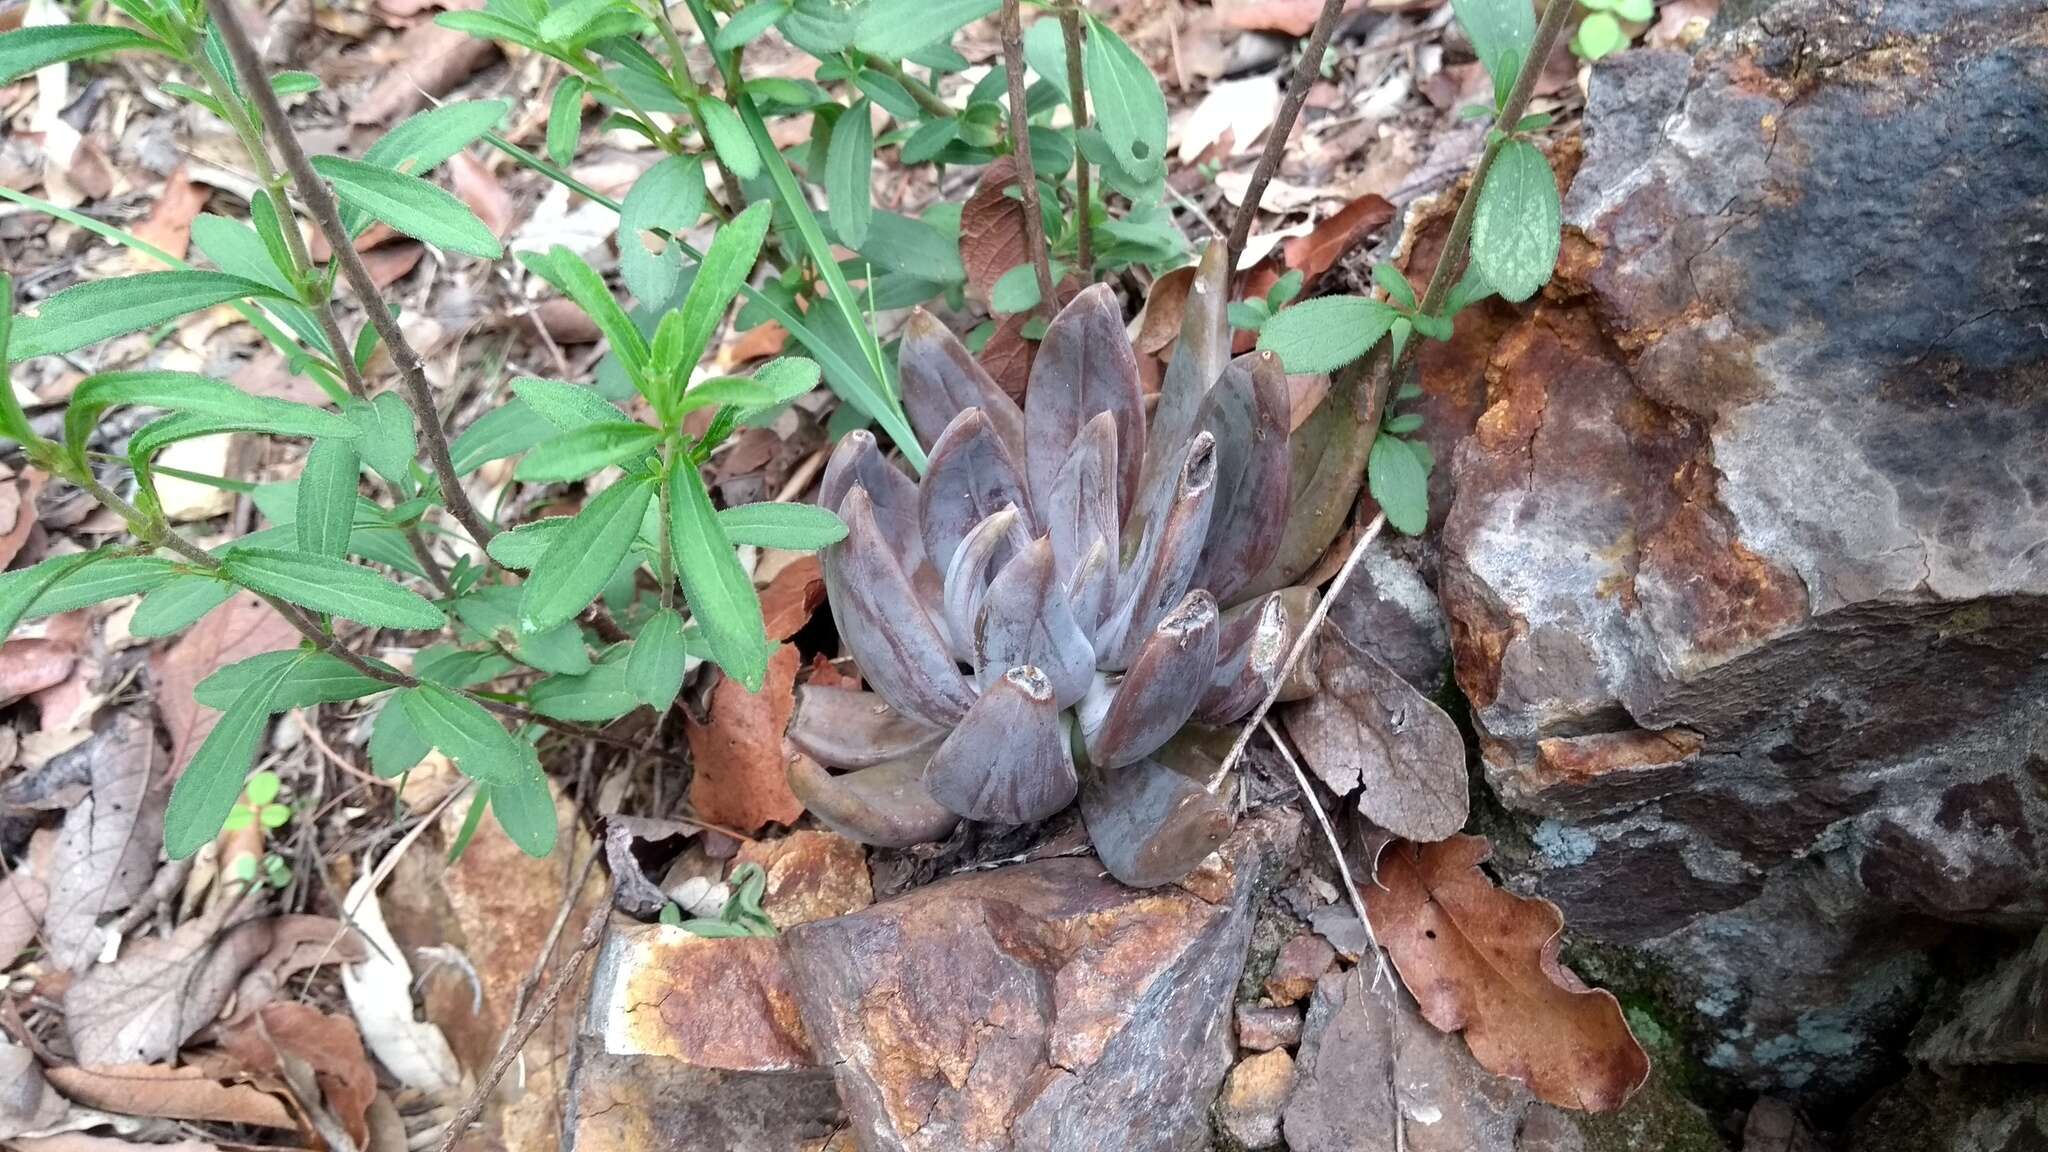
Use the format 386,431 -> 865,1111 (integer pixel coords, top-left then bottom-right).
791,246 -> 1310,887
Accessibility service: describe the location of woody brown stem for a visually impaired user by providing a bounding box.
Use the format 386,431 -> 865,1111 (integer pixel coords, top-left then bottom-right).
1060,4 -> 1093,280
1224,0 -> 1347,269
1000,0 -> 1058,318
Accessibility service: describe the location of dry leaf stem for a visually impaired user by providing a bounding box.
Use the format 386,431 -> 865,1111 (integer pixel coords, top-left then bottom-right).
1000,0 -> 1058,318
1223,0 -> 1350,268
1060,3 -> 1094,279
205,0 -> 500,550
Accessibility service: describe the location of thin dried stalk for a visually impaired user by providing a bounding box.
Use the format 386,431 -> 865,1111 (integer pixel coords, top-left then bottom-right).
1224,0 -> 1349,268
1000,0 -> 1058,317
1061,3 -> 1093,279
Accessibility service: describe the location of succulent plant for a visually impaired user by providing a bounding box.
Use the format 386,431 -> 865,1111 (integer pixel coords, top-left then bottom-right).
789,245 -> 1313,887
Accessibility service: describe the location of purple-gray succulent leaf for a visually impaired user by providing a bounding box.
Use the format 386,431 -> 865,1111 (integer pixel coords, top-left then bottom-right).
1045,410 -> 1121,593
941,505 -> 1027,660
824,485 -> 977,727
1195,590 -> 1288,725
898,308 -> 1026,461
1066,538 -> 1114,638
821,429 -> 941,612
1082,589 -> 1221,768
974,535 -> 1096,708
787,754 -> 960,848
1129,242 -> 1231,550
787,683 -> 947,769
1078,752 -> 1235,888
919,406 -> 1035,577
1193,350 -> 1292,605
1025,284 -> 1145,523
1097,431 -> 1218,669
922,665 -> 1078,825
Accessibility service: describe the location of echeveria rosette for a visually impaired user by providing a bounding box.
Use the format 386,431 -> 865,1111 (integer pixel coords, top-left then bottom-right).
792,245 -> 1304,887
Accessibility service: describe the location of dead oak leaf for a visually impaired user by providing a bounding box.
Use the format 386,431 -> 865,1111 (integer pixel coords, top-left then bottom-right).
218,1003 -> 377,1150
959,156 -> 1032,302
1362,835 -> 1651,1113
42,1063 -> 295,1129
151,592 -> 299,775
62,902 -> 282,1064
685,644 -> 803,834
1282,628 -> 1467,841
1282,194 -> 1395,286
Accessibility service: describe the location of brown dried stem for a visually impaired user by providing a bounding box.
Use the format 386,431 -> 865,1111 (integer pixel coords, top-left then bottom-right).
1000,0 -> 1058,318
204,0 -> 500,548
1060,3 -> 1093,279
1223,0 -> 1348,268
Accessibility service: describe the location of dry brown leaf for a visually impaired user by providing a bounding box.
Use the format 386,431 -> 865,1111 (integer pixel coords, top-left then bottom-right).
362,241 -> 425,288
1282,194 -> 1396,286
448,151 -> 513,238
535,297 -> 601,344
128,166 -> 210,265
1362,835 -> 1650,1112
350,12 -> 501,126
42,1063 -> 295,1129
1135,265 -> 1197,357
721,320 -> 789,366
229,914 -> 368,1019
218,1003 -> 376,1150
62,903 -> 278,1064
151,592 -> 298,774
1283,628 -> 1467,841
45,712 -> 165,969
0,470 -> 45,569
1224,0 -> 1363,35
686,644 -> 803,834
0,860 -> 49,966
0,640 -> 77,706
959,156 -> 1032,301
979,311 -> 1037,399
10,1136 -> 221,1152
338,875 -> 463,1096
760,555 -> 824,642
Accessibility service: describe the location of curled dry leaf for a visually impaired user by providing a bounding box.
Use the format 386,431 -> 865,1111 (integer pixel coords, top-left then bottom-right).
46,711 -> 166,970
685,644 -> 804,834
978,312 -> 1038,400
1362,835 -> 1651,1112
42,1063 -> 295,1129
0,639 -> 77,706
760,554 -> 825,642
340,873 -> 464,1096
1135,265 -> 1198,358
1282,194 -> 1396,287
1283,628 -> 1467,841
0,1042 -> 69,1139
218,1003 -> 377,1150
1224,0 -> 1363,35
0,836 -> 50,966
959,156 -> 1032,302
0,470 -> 44,569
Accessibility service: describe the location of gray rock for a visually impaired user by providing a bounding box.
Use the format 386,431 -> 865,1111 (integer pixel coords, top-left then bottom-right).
1916,925 -> 2048,1067
1325,537 -> 1450,693
1437,0 -> 2048,1103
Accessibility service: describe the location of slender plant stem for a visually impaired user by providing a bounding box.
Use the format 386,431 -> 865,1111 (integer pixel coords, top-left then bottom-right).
1414,0 -> 1573,319
205,0 -> 500,548
871,56 -> 956,119
1059,4 -> 1093,280
1223,0 -> 1348,269
999,0 -> 1057,319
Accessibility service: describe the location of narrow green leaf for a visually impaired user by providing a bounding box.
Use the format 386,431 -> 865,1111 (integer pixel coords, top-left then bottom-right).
547,77 -> 587,169
346,392 -> 417,484
1373,262 -> 1417,310
695,98 -> 761,181
853,0 -> 996,58
484,767 -> 558,857
676,376 -> 775,415
222,547 -> 443,629
715,0 -> 790,50
670,202 -> 773,395
361,99 -> 512,175
1081,17 -> 1167,184
538,0 -> 622,42
519,475 -> 654,633
1256,295 -> 1399,374
131,574 -> 235,637
165,651 -> 307,859
529,655 -> 638,720
25,555 -> 178,618
509,376 -> 629,431
8,271 -> 288,361
989,263 -> 1041,315
826,99 -> 875,248
0,551 -> 101,639
450,398 -> 554,474
485,516 -> 570,569
525,247 -> 648,374
295,438 -> 360,560
368,698 -> 431,778
626,606 -> 687,711
311,155 -> 503,259
751,356 -> 821,405
1471,139 -> 1561,303
194,649 -> 394,711
900,117 -> 961,164
1368,434 -> 1429,536
65,370 -> 352,456
668,463 -> 768,691
512,421 -> 661,483
618,155 -> 707,306
0,25 -> 168,85
399,682 -> 536,786
1452,0 -> 1535,93
0,274 -> 33,445
191,214 -> 298,299
716,501 -> 847,550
